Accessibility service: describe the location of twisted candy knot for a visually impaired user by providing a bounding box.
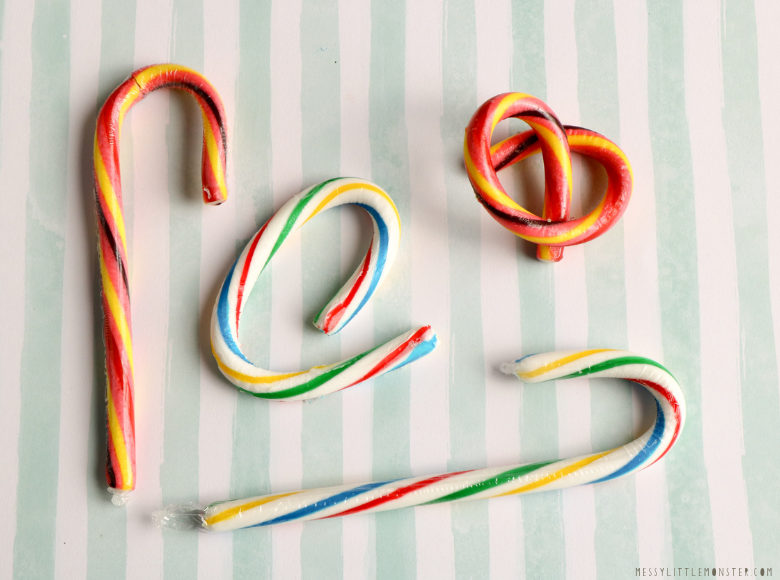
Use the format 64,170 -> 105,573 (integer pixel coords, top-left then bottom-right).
464,93 -> 632,262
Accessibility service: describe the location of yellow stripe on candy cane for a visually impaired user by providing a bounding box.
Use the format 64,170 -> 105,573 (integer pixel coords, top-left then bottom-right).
490,93 -> 531,133
99,247 -> 134,373
94,138 -> 128,255
201,112 -> 227,196
517,349 -> 615,380
516,194 -> 607,245
107,384 -> 133,489
205,491 -> 303,526
115,84 -> 142,141
211,346 -> 317,384
466,133 -> 611,245
463,143 -> 532,214
132,63 -> 201,86
524,120 -> 573,197
302,182 -> 401,232
497,451 -> 612,497
569,133 -> 634,181
537,245 -> 555,261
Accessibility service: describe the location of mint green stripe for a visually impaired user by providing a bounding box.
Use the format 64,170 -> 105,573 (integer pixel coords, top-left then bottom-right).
720,0 -> 780,563
647,0 -> 715,565
369,0 -> 417,577
299,4 -> 343,576
230,0 -> 274,576
441,0 -> 490,577
85,1 -> 138,578
160,3 -> 204,578
511,2 -> 566,578
12,1 -> 70,578
574,1 -> 639,574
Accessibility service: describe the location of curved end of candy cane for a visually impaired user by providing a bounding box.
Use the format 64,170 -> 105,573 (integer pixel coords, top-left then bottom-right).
502,349 -> 686,430
152,503 -> 208,532
109,488 -> 132,507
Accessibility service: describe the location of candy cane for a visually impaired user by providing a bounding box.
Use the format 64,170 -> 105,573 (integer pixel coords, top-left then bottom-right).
465,93 -> 632,262
210,177 -> 438,401
153,349 -> 684,531
94,64 -> 228,505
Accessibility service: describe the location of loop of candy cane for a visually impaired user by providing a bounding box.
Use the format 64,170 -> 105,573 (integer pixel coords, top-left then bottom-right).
94,64 -> 228,505
210,177 -> 438,401
464,93 -> 632,262
153,349 -> 684,531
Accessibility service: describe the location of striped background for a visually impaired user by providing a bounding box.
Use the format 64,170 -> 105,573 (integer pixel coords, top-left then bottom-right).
0,0 -> 778,578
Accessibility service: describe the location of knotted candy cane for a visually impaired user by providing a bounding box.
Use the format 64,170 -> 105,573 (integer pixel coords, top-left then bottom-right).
210,177 -> 438,401
154,349 -> 684,531
465,93 -> 632,262
94,64 -> 228,505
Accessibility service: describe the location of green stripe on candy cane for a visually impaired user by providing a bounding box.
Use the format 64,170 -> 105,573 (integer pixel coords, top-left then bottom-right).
232,348 -> 373,400
263,178 -> 341,270
424,461 -> 555,505
560,356 -> 673,381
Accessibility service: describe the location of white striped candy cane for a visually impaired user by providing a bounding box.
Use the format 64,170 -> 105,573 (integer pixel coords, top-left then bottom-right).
155,349 -> 684,531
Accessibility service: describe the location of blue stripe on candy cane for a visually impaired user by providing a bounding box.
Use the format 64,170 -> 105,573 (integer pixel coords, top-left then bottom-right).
388,333 -> 438,373
255,479 -> 400,527
329,202 -> 389,333
217,261 -> 253,364
590,399 -> 666,484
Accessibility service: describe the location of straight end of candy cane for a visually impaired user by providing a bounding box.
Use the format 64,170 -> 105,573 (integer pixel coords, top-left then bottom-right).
500,354 -> 538,381
536,244 -> 563,262
152,503 -> 209,532
202,185 -> 227,206
109,488 -> 132,507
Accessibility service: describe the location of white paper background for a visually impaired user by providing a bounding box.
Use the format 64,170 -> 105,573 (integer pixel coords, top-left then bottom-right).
0,0 -> 778,578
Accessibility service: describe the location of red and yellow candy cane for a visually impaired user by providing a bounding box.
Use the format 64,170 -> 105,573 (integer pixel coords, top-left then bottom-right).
464,93 -> 632,262
94,64 -> 228,505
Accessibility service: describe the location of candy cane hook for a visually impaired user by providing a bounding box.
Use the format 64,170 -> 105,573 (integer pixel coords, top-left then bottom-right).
210,177 -> 438,400
94,64 -> 228,505
153,349 -> 684,531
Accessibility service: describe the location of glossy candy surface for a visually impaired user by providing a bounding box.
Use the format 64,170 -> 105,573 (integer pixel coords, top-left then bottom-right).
464,93 -> 632,262
210,177 -> 437,401
154,349 -> 684,531
94,64 -> 228,504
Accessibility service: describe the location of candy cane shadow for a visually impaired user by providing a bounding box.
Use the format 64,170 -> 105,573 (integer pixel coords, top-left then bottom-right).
80,77 -> 132,549
167,92 -> 203,204
82,111 -> 110,492
79,90 -> 111,492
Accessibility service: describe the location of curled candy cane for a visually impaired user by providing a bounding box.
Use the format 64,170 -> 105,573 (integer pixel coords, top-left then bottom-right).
464,93 -> 632,262
153,349 -> 684,531
94,64 -> 228,505
210,177 -> 438,401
